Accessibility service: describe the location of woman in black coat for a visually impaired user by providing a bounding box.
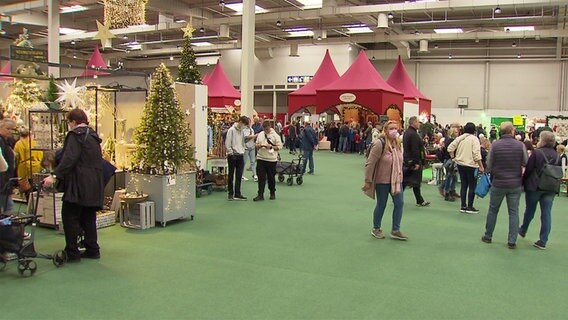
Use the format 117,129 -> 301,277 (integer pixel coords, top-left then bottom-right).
44,109 -> 104,261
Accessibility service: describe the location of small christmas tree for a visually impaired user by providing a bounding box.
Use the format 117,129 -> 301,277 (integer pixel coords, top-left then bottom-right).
134,63 -> 194,174
46,75 -> 58,102
176,37 -> 202,84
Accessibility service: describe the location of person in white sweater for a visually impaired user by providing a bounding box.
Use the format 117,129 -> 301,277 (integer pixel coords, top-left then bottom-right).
225,116 -> 249,201
254,121 -> 283,201
447,122 -> 485,214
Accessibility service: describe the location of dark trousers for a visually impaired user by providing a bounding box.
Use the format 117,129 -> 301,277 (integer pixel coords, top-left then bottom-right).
227,154 -> 245,197
256,159 -> 277,196
62,201 -> 99,258
331,137 -> 338,151
410,186 -> 425,204
458,165 -> 478,208
289,138 -> 296,152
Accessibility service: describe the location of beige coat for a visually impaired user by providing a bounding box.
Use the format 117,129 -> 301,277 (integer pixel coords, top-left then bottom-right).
447,133 -> 482,168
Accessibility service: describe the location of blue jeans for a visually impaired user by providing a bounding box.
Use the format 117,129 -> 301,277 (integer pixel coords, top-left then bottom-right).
484,186 -> 522,244
0,194 -> 14,214
373,184 -> 404,231
520,190 -> 555,245
244,148 -> 256,175
302,149 -> 314,174
338,136 -> 347,152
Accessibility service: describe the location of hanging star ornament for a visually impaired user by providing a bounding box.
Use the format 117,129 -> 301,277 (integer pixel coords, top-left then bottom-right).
56,78 -> 86,109
181,21 -> 196,39
93,20 -> 116,49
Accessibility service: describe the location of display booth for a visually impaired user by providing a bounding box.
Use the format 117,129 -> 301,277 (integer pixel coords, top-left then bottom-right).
81,46 -> 111,77
316,51 -> 404,125
288,50 -> 340,117
206,60 -> 241,108
546,115 -> 568,141
387,56 -> 432,122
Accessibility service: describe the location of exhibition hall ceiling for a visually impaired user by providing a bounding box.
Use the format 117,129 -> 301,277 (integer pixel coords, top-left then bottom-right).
0,0 -> 566,63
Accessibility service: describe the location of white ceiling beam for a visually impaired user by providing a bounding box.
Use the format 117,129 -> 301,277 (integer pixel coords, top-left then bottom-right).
146,0 -> 213,20
0,0 -> 48,14
7,11 -> 48,26
204,0 -> 568,27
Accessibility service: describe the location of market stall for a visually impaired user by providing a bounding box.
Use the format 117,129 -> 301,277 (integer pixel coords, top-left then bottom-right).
288,50 -> 340,117
316,51 -> 404,124
206,60 -> 241,108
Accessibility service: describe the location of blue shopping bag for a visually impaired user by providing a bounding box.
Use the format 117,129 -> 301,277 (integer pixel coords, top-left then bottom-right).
475,173 -> 491,198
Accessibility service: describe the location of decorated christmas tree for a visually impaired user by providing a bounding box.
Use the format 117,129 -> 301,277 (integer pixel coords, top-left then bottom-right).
134,63 -> 194,174
176,37 -> 202,84
46,75 -> 58,102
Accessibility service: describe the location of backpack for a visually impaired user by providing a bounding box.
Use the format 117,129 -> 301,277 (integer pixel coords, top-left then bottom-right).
365,137 -> 386,159
536,149 -> 563,193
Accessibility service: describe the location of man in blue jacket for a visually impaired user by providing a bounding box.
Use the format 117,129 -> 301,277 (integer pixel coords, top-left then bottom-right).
301,122 -> 318,174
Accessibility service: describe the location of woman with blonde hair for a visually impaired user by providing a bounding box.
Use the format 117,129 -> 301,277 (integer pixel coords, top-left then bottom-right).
363,120 -> 407,241
14,126 -> 43,184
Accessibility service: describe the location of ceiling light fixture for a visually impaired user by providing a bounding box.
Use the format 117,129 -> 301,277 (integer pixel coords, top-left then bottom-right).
73,54 -> 77,59
494,6 -> 501,14
219,0 -> 225,7
276,20 -> 282,27
199,27 -> 205,33
512,42 -> 517,47
517,53 -> 521,59
170,56 -> 174,61
448,53 -> 453,59
348,44 -> 352,51
317,35 -> 322,41
504,26 -> 535,32
434,28 -> 463,34
0,22 -> 6,36
387,12 -> 394,19
434,44 -> 438,49
60,5 -> 88,14
71,40 -> 76,45
122,35 -> 128,40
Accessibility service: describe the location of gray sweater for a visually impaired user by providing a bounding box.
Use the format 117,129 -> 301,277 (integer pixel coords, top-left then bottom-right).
487,135 -> 528,188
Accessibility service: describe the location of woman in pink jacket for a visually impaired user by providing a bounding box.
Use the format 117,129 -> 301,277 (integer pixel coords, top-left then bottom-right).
362,120 -> 407,241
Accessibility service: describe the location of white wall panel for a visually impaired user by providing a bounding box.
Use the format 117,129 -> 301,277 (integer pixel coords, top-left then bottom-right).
489,62 -> 561,111
420,62 -> 485,110
220,45 -> 353,86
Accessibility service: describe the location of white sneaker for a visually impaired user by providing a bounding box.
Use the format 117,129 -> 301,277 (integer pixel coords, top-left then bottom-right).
242,176 -> 249,181
427,180 -> 437,185
253,175 -> 258,182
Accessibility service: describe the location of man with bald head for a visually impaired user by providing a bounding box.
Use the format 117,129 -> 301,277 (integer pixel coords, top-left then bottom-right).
482,121 -> 528,249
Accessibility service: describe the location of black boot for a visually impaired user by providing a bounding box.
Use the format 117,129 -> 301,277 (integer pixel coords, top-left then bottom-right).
253,195 -> 264,202
269,193 -> 276,200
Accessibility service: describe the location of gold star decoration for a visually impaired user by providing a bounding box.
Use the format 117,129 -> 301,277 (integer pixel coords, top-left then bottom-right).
181,18 -> 196,39
93,20 -> 116,48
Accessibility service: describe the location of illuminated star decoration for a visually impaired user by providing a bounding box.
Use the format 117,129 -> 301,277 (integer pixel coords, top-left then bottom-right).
56,78 -> 86,109
181,18 -> 196,39
93,20 -> 116,49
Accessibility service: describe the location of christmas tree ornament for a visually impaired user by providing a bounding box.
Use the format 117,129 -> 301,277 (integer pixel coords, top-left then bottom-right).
181,18 -> 196,39
93,20 -> 116,49
56,78 -> 86,109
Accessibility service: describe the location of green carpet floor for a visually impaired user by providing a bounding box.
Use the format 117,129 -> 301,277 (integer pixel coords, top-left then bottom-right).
2,151 -> 568,320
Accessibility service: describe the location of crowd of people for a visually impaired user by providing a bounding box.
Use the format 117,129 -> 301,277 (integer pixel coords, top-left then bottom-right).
363,118 -> 568,250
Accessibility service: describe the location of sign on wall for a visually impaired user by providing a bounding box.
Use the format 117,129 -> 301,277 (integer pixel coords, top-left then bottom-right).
9,45 -> 48,78
287,75 -> 313,83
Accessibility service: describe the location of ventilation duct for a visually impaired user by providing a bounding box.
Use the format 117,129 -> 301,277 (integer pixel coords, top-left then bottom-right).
419,40 -> 429,52
255,47 -> 273,60
219,24 -> 230,40
290,44 -> 299,57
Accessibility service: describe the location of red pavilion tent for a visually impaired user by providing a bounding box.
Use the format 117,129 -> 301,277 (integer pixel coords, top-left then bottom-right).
316,51 -> 404,116
202,72 -> 211,85
206,60 -> 241,108
387,56 -> 432,118
288,50 -> 340,115
82,46 -> 110,77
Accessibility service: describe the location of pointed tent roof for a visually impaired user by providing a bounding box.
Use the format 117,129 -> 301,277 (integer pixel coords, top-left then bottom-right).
387,56 -> 430,103
202,72 -> 211,85
82,46 -> 110,77
207,60 -> 240,107
319,51 -> 402,93
0,62 -> 13,82
387,56 -> 432,118
316,51 -> 404,115
288,50 -> 340,115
